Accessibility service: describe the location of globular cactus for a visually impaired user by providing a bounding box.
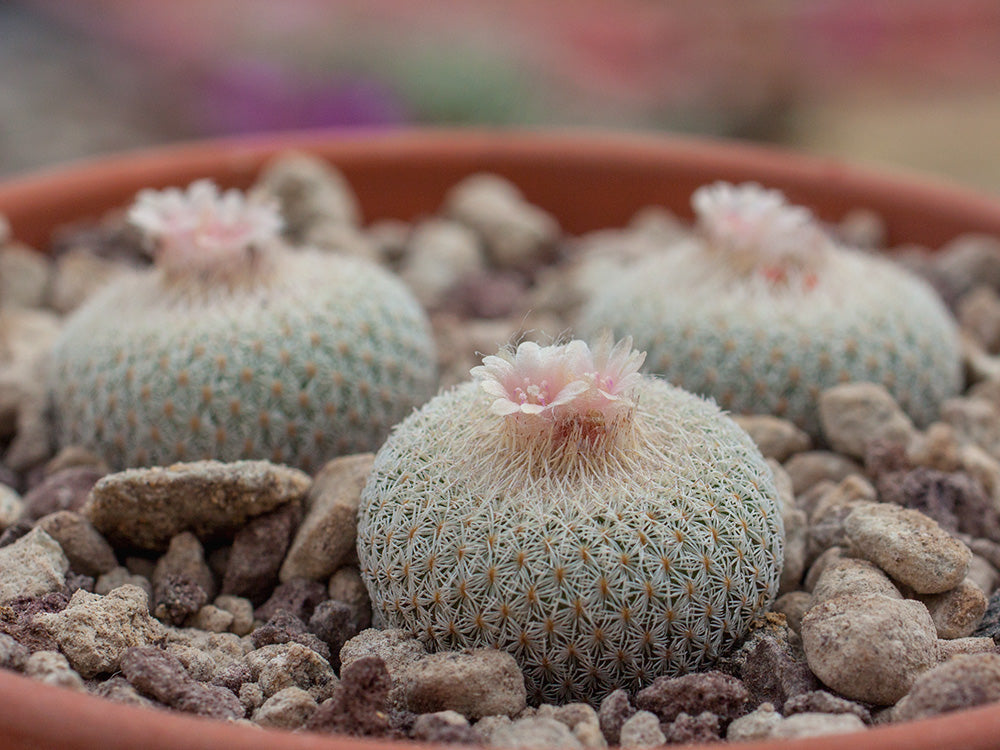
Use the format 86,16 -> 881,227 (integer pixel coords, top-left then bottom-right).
357,336 -> 783,704
48,180 -> 437,472
578,182 -> 962,437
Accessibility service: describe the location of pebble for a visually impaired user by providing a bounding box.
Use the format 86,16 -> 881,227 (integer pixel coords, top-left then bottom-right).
730,624 -> 819,712
251,610 -> 330,661
844,502 -> 972,593
663,711 -> 721,744
940,396 -> 1000,458
0,631 -> 29,670
733,414 -> 811,461
957,287 -> 1000,352
213,594 -> 254,636
596,689 -> 634,746
803,547 -> 846,592
891,653 -> 1000,722
23,649 -> 85,691
800,593 -> 938,704
444,173 -> 559,272
90,675 -> 160,709
411,711 -> 482,745
244,641 -> 338,701
83,460 -> 311,550
94,566 -> 153,601
402,648 -> 526,720
188,604 -> 235,634
153,532 -> 217,601
810,558 -> 902,606
966,553 -> 1000,595
340,628 -> 428,711
905,422 -> 963,473
305,655 -> 394,737
919,579 -> 989,639
308,600 -> 361,671
770,712 -> 867,739
255,578 -> 326,623
783,690 -> 872,724
20,466 -> 103,522
34,584 -> 162,678
221,504 -> 299,604
818,383 -> 916,459
152,575 -> 208,626
807,475 -> 877,563
784,451 -> 863,495
634,670 -> 748,725
936,636 -> 998,660
536,703 -> 605,749
400,219 -> 486,309
933,233 -> 1000,304
35,511 -> 118,577
617,711 -> 664,749
771,591 -> 812,633
489,716 -> 583,750
119,645 -> 243,720
877,467 -> 1000,541
279,453 -> 373,582
0,527 -> 69,603
725,703 -> 784,741
0,484 -> 22,530
252,685 -> 319,729
327,566 -> 372,630
0,243 -> 51,308
253,152 -> 361,240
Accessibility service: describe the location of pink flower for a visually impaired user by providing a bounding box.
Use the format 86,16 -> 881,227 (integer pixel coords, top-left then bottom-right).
472,341 -> 590,417
588,333 -> 645,403
129,179 -> 283,277
692,182 -> 828,275
471,336 -> 645,421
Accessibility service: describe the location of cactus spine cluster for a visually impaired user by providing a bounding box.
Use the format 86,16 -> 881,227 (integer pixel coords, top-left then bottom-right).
357,336 -> 783,704
48,180 -> 437,472
578,182 -> 962,437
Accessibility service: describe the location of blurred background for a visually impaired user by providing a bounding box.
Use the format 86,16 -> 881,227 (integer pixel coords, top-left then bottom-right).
2,0 -> 999,193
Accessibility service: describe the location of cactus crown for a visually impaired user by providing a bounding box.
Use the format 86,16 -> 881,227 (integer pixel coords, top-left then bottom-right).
693,181 -> 829,283
470,335 -> 646,481
129,179 -> 283,287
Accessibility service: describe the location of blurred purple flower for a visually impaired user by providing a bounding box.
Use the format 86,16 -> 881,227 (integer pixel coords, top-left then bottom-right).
195,58 -> 409,134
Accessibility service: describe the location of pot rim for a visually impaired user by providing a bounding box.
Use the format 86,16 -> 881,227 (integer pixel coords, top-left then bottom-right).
2,127 -> 1000,249
1,126 -> 1000,750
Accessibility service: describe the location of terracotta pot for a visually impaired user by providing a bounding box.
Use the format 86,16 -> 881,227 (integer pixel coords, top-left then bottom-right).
1,129 -> 1000,750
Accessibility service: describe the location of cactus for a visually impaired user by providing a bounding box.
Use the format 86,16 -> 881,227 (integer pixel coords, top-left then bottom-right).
578,182 -> 962,437
48,180 -> 437,472
357,336 -> 783,704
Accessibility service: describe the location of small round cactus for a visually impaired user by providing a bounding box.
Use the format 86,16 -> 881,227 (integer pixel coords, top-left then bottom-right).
357,336 -> 783,704
578,182 -> 962,437
49,179 -> 437,472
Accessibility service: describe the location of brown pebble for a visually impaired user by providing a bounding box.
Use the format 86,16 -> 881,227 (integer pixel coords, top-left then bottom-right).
635,671 -> 748,726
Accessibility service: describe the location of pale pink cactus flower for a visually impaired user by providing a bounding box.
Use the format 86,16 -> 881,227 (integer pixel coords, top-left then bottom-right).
129,179 -> 283,280
471,335 -> 645,424
692,181 -> 828,277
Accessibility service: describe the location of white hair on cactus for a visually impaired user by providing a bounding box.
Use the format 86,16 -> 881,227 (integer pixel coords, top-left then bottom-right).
358,337 -> 783,704
692,181 -> 829,277
129,179 -> 283,281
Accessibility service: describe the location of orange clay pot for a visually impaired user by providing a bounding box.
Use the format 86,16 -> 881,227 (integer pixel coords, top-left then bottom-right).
1,129 -> 1000,750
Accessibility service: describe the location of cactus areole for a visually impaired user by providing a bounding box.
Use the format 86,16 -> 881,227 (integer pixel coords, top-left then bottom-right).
357,337 -> 783,704
48,180 -> 437,472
